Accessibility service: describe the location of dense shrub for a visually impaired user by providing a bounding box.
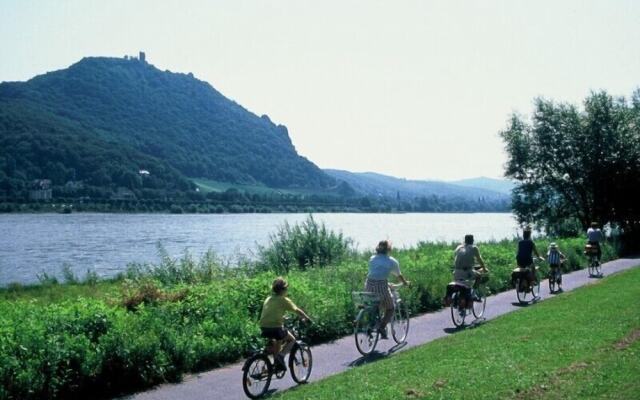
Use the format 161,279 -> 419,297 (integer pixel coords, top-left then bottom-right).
258,215 -> 353,272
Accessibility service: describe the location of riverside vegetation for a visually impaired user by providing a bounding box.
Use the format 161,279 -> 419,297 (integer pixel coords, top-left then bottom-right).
0,217 -> 617,399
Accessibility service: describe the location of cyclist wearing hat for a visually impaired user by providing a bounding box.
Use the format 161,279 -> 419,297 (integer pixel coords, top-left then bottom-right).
586,222 -> 604,261
259,277 -> 311,372
547,242 -> 566,289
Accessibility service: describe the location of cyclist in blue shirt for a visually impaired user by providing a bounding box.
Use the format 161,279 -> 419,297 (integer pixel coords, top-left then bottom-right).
364,240 -> 410,339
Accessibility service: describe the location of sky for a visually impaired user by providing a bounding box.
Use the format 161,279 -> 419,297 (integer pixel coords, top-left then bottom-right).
1,1 -> 639,181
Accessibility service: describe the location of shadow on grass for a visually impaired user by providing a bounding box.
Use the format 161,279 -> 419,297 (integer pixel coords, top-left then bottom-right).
443,317 -> 486,334
347,342 -> 408,367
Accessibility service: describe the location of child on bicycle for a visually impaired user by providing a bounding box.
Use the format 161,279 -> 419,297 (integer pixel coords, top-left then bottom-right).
259,277 -> 311,372
547,242 -> 566,289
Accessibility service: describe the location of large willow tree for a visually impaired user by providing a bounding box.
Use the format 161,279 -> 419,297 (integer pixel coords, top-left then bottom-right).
500,90 -> 640,243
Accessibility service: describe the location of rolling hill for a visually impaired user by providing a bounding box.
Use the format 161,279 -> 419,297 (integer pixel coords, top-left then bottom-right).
324,169 -> 509,201
449,176 -> 514,195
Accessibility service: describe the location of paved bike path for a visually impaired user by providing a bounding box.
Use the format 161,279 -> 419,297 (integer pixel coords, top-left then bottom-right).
123,258 -> 639,400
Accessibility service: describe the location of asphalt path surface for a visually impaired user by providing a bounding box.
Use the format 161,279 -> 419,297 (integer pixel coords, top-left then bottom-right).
123,258 -> 639,400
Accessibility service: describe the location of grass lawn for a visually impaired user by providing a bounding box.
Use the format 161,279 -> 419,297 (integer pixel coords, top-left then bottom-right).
276,266 -> 640,400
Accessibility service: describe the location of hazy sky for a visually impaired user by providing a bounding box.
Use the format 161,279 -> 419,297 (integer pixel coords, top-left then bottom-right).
1,1 -> 639,180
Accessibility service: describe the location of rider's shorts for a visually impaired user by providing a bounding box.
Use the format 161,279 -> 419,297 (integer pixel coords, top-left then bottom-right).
260,327 -> 289,340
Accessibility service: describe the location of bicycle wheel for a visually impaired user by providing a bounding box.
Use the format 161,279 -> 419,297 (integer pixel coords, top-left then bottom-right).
548,271 -> 557,293
450,292 -> 466,327
515,279 -> 528,304
391,302 -> 410,343
530,276 -> 540,299
595,260 -> 602,276
471,288 -> 486,319
289,342 -> 312,384
589,256 -> 600,277
354,308 -> 379,355
242,353 -> 272,399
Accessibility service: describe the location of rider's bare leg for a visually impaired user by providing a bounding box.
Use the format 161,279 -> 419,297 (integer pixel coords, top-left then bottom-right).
275,331 -> 296,367
267,339 -> 281,356
380,306 -> 394,332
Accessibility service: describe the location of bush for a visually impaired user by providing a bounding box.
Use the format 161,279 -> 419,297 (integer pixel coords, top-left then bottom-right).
258,215 -> 353,273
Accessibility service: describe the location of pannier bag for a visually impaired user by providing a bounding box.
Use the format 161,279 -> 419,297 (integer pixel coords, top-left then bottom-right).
444,281 -> 471,306
584,244 -> 598,255
511,267 -> 528,286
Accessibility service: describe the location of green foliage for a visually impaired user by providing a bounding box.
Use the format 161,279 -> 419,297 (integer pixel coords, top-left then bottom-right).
500,90 -> 640,248
258,215 -> 354,272
0,237 -> 615,399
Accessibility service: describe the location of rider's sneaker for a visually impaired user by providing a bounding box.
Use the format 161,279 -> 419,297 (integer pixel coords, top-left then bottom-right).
378,328 -> 388,340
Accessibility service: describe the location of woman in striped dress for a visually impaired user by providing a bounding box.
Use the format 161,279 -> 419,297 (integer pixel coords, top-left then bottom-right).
365,240 -> 410,339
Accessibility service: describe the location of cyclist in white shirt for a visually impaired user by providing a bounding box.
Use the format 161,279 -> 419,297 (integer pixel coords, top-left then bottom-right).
586,222 -> 604,261
364,240 -> 410,339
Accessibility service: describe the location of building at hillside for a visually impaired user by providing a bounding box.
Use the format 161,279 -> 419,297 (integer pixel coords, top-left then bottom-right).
29,179 -> 52,200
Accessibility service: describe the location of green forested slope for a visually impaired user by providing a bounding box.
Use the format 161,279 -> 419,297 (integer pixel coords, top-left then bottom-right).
0,56 -> 335,199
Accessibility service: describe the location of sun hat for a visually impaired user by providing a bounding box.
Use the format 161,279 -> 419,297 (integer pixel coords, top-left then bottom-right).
549,242 -> 557,249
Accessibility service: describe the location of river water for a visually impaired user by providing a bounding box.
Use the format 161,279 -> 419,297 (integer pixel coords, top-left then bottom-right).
0,212 -> 519,285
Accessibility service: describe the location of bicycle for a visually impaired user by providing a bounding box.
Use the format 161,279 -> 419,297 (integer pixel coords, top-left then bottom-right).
512,260 -> 541,304
352,282 -> 410,356
548,261 -> 563,293
447,266 -> 489,328
241,318 -> 313,399
585,244 -> 602,277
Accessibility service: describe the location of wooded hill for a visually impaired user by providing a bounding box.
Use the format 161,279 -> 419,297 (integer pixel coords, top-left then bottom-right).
0,56 -> 336,201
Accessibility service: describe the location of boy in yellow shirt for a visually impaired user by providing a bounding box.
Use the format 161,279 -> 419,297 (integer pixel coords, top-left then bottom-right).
259,277 -> 311,372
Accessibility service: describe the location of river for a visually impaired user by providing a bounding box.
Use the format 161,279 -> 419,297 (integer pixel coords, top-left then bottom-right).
0,212 -> 519,285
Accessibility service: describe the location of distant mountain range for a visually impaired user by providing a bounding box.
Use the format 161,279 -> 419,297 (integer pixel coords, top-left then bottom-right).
324,169 -> 511,200
448,176 -> 514,195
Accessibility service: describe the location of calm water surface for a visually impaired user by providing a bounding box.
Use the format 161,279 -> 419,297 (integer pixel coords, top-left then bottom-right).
0,213 -> 519,285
